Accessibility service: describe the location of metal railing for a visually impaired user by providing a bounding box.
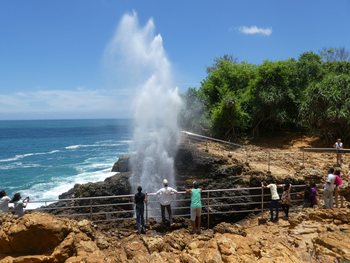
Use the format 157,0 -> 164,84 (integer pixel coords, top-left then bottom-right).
27,184 -> 309,227
181,130 -> 347,172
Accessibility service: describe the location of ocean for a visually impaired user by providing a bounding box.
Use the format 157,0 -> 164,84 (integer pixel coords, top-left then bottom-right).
0,119 -> 132,208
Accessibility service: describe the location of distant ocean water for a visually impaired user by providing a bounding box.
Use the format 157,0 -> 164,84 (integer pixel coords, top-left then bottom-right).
0,119 -> 132,208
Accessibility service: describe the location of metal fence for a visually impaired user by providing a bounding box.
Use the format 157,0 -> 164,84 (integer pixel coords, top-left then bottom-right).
27,184 -> 309,227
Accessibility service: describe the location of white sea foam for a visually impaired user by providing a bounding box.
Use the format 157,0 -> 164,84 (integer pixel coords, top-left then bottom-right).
24,169 -> 119,209
0,150 -> 60,163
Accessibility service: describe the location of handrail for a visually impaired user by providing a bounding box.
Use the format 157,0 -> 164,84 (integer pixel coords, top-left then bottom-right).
27,184 -> 309,228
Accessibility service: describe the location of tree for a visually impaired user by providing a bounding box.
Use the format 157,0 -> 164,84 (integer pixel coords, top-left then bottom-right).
300,73 -> 350,141
178,88 -> 210,134
250,59 -> 300,135
319,47 -> 350,62
200,57 -> 256,139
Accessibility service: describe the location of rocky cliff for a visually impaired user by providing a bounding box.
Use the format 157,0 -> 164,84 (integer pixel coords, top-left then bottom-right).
1,207 -> 350,262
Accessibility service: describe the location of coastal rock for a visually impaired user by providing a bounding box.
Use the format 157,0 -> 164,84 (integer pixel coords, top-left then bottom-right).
111,155 -> 130,173
2,207 -> 350,262
0,212 -> 105,262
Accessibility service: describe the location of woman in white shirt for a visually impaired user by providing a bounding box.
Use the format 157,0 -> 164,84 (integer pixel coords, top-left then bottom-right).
0,190 -> 11,212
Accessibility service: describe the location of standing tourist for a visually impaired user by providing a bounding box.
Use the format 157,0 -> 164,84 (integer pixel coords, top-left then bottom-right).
156,179 -> 178,226
310,182 -> 318,208
0,190 -> 11,213
334,138 -> 344,165
280,181 -> 291,219
303,182 -> 312,208
134,186 -> 147,234
323,168 -> 336,209
334,169 -> 343,208
261,178 -> 282,222
186,181 -> 202,234
11,193 -> 29,217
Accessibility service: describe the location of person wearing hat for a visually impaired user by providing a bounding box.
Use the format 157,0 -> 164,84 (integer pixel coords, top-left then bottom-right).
0,190 -> 11,213
11,193 -> 29,217
186,181 -> 202,234
156,179 -> 178,226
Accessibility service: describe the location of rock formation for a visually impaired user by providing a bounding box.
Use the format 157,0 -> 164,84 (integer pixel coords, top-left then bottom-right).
2,208 -> 350,262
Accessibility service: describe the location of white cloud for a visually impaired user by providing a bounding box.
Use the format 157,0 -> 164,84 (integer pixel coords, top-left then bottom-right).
238,25 -> 272,36
0,88 -> 134,120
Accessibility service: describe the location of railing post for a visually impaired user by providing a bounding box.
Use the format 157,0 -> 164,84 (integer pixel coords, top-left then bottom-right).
146,197 -> 148,226
268,151 -> 271,172
302,151 -> 305,167
261,186 -> 264,215
89,199 -> 93,220
207,191 -> 210,229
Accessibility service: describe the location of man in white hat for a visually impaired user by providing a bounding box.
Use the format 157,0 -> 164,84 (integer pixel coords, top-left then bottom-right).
156,179 -> 178,225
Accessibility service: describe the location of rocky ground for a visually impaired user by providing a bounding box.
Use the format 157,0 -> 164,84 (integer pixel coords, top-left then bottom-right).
1,208 -> 350,262
1,133 -> 349,262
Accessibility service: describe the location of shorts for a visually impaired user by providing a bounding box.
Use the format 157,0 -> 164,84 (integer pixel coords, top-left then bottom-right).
190,207 -> 202,221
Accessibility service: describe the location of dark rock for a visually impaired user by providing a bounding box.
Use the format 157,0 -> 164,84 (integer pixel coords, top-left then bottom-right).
111,155 -> 130,172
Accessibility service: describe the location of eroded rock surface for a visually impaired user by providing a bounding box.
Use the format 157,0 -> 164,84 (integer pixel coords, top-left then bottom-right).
2,208 -> 350,262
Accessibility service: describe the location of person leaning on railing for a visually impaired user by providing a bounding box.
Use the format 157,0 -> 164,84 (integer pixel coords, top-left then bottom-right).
186,181 -> 202,234
156,179 -> 178,226
261,179 -> 284,222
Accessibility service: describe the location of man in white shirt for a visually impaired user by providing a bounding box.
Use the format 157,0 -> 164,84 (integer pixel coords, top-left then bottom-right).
156,179 -> 178,225
324,167 -> 336,208
262,179 -> 281,222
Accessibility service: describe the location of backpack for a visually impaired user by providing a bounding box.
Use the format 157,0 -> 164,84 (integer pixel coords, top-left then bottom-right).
335,175 -> 343,187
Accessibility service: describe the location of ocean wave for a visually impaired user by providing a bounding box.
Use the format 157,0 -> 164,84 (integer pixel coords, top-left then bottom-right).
65,142 -> 130,150
0,162 -> 43,170
23,169 -> 119,209
0,150 -> 60,163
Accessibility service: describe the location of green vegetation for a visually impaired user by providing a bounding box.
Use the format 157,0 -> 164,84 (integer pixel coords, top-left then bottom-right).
181,48 -> 350,142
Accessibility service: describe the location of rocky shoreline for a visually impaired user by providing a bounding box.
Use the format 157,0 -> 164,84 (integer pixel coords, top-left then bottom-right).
2,207 -> 350,262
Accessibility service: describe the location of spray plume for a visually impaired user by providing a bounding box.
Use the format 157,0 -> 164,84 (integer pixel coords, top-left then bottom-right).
105,12 -> 182,194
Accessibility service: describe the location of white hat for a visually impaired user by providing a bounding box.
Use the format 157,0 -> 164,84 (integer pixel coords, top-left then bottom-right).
163,179 -> 168,185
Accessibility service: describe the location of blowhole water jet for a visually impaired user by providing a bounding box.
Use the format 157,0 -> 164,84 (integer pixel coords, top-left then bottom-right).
106,12 -> 182,200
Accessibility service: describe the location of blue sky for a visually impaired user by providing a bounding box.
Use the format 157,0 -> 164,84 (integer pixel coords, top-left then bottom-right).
0,0 -> 349,120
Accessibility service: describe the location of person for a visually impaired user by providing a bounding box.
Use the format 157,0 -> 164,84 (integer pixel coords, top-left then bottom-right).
156,179 -> 178,226
186,181 -> 202,234
303,182 -> 312,208
134,186 -> 147,234
261,179 -> 282,222
0,190 -> 11,213
11,193 -> 29,217
310,182 -> 318,208
323,167 -> 336,209
280,181 -> 291,219
334,138 -> 344,165
334,169 -> 343,208
346,163 -> 350,180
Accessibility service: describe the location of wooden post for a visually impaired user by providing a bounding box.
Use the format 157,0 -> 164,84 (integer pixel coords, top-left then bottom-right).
268,151 -> 271,172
